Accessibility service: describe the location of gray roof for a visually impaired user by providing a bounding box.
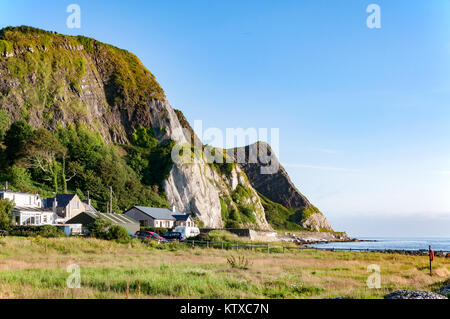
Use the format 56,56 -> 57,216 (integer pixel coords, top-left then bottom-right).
13,206 -> 53,213
132,206 -> 176,220
68,211 -> 139,225
172,214 -> 190,221
82,202 -> 98,213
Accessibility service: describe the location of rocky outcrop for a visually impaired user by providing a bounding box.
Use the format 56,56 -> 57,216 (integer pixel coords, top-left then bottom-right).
231,142 -> 313,209
230,142 -> 333,231
385,290 -> 448,299
301,212 -> 333,232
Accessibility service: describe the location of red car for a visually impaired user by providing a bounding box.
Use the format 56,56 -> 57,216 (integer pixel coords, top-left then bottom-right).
135,231 -> 167,243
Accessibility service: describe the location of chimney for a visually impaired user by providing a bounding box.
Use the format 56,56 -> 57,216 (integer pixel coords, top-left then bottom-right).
172,205 -> 176,213
53,197 -> 58,214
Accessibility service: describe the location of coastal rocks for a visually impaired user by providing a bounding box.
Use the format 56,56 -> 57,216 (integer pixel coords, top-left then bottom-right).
385,290 -> 448,300
279,231 -> 353,244
440,285 -> 450,296
301,212 -> 333,232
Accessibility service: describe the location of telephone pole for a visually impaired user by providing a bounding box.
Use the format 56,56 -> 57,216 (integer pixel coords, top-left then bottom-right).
109,186 -> 113,214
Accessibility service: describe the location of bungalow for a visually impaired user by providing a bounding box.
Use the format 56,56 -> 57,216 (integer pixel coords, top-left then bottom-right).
123,206 -> 176,228
123,206 -> 196,229
66,211 -> 140,234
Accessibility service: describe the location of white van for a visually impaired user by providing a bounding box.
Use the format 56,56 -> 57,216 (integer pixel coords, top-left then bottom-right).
173,226 -> 200,239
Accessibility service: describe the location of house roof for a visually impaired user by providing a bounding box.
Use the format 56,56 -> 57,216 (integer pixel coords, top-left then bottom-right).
82,201 -> 97,213
132,206 -> 176,220
54,194 -> 76,207
172,214 -> 190,221
13,206 -> 53,213
43,194 -> 77,208
67,211 -> 139,225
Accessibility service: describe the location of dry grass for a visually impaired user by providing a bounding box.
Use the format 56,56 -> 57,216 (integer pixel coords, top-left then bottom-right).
0,237 -> 448,299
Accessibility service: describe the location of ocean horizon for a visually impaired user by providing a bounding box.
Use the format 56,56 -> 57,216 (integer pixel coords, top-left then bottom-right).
308,237 -> 450,252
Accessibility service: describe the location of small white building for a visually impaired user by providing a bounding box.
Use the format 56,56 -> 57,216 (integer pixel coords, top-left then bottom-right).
12,206 -> 56,226
0,190 -> 43,208
123,206 -> 176,228
0,190 -> 57,226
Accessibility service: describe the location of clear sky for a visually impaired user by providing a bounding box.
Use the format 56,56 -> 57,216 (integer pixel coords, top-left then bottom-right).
1,0 -> 450,237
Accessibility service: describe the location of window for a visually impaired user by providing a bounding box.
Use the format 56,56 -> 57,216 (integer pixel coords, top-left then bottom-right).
139,220 -> 148,227
43,216 -> 47,223
73,200 -> 79,209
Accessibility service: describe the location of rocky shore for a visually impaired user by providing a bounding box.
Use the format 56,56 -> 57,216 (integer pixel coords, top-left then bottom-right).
385,290 -> 448,299
278,231 -> 357,244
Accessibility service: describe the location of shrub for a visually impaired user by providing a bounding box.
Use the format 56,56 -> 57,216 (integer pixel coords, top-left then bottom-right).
227,255 -> 251,270
106,225 -> 130,243
0,199 -> 13,230
88,218 -> 131,243
6,225 -> 65,238
88,218 -> 113,239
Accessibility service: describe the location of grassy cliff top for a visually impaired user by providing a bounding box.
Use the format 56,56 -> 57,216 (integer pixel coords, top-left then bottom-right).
0,26 -> 165,102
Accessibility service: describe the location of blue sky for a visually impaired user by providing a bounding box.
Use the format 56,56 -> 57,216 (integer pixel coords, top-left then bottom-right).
1,0 -> 450,237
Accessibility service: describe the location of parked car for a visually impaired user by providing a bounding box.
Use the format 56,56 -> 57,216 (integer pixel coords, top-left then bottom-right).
173,226 -> 200,239
128,232 -> 137,239
135,231 -> 167,243
162,231 -> 185,241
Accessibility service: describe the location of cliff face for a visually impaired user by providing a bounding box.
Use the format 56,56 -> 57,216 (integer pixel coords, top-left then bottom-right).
231,142 -> 333,231
0,26 -> 332,232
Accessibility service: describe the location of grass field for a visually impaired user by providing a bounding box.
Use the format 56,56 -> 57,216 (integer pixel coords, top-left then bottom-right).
0,236 -> 448,299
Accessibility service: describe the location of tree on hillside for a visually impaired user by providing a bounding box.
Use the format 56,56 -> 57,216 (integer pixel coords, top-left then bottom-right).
4,120 -> 33,164
25,128 -> 66,193
0,110 -> 11,141
0,199 -> 14,229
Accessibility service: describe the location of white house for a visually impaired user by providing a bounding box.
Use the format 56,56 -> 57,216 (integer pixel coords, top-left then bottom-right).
123,206 -> 177,228
0,190 -> 43,208
0,190 -> 57,226
123,206 -> 196,229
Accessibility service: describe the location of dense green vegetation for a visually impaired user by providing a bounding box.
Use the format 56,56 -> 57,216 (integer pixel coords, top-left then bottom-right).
0,199 -> 14,229
0,119 -> 172,213
123,127 -> 175,188
0,26 -> 165,116
88,218 -> 130,243
258,193 -> 308,231
5,225 -> 65,238
220,185 -> 259,229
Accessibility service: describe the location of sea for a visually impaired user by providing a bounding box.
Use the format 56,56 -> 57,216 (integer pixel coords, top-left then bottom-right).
308,237 -> 450,252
